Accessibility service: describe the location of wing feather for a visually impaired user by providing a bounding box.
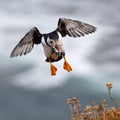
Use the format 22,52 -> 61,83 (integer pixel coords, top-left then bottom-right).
10,27 -> 42,57
57,18 -> 97,37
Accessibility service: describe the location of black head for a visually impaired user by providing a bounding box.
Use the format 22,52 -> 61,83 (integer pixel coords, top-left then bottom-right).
44,30 -> 59,47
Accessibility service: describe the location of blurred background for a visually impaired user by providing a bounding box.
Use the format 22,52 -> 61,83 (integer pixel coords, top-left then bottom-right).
0,0 -> 120,119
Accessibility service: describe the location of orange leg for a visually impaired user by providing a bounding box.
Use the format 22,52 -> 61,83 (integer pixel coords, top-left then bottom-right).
63,55 -> 72,72
49,59 -> 57,76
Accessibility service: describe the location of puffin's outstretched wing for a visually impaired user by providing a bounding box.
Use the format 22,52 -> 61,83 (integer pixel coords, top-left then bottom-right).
57,18 -> 97,37
10,27 -> 42,57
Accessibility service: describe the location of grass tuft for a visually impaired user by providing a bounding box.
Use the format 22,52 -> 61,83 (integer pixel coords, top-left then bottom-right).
67,83 -> 120,120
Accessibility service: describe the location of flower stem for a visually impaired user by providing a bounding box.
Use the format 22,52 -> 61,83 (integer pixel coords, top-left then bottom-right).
108,88 -> 118,108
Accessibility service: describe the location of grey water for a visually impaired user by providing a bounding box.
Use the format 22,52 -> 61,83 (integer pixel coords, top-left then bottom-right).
0,0 -> 120,120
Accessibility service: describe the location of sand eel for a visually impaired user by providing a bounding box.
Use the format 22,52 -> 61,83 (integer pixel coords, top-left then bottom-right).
10,18 -> 97,76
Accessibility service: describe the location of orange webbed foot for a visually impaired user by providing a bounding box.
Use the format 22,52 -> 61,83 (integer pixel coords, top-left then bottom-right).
63,56 -> 72,72
50,61 -> 57,76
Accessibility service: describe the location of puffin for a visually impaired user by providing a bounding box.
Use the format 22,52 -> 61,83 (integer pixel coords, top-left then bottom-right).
10,18 -> 97,76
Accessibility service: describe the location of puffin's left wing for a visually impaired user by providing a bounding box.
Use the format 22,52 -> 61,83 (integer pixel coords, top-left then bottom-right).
10,27 -> 42,57
57,18 -> 97,37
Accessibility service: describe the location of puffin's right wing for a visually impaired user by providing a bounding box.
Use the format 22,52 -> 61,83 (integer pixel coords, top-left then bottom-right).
10,27 -> 42,57
57,18 -> 97,37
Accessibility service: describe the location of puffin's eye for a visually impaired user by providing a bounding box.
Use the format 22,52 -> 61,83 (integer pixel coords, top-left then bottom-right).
50,40 -> 54,44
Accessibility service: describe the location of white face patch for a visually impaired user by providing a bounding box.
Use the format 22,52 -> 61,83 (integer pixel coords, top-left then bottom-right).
47,37 -> 56,47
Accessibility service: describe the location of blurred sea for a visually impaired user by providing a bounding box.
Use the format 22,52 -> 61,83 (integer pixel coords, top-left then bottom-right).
0,0 -> 120,120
